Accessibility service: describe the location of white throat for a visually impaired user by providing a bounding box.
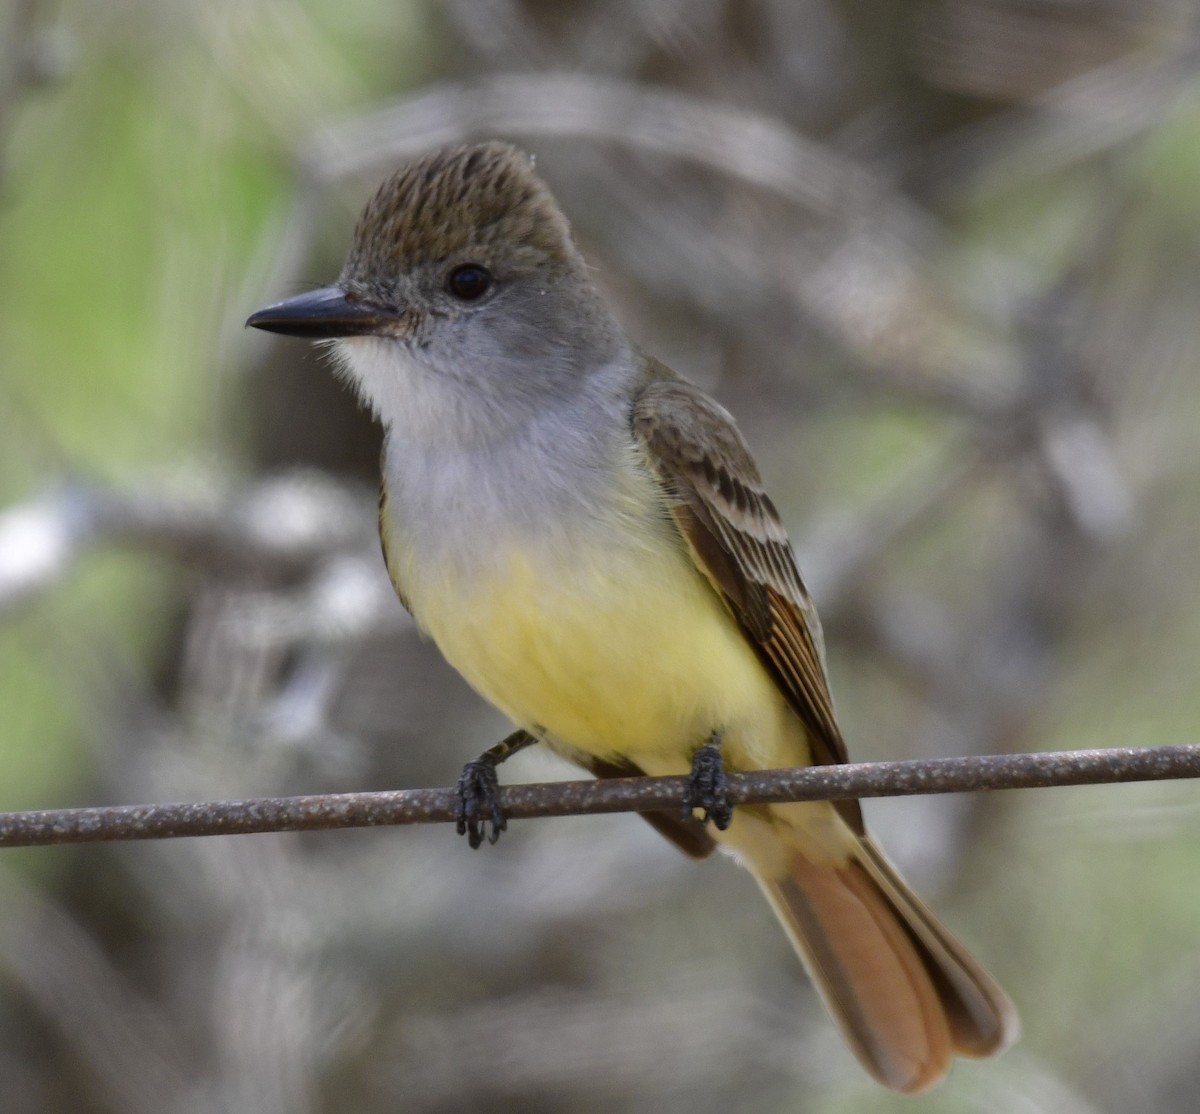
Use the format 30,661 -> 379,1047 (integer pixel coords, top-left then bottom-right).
336,333 -> 653,575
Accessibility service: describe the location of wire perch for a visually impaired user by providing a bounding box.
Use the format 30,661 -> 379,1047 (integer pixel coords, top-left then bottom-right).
1,743 -> 1198,848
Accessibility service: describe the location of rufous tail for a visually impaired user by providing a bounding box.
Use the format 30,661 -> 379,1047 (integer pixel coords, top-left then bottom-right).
753,831 -> 1018,1093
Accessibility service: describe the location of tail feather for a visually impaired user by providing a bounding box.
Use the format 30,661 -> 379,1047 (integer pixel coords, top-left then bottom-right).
855,838 -> 1018,1059
752,832 -> 1017,1093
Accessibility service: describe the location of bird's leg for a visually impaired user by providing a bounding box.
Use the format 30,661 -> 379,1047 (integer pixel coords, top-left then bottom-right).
455,728 -> 538,848
683,730 -> 733,830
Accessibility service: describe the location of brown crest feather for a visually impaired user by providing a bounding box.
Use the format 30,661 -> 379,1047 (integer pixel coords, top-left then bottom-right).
341,141 -> 576,302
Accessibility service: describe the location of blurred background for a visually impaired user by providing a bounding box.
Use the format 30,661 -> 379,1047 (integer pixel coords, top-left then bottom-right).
2,0 -> 1200,1110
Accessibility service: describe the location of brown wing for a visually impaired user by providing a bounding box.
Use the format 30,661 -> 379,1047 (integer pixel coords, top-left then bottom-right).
631,362 -> 863,833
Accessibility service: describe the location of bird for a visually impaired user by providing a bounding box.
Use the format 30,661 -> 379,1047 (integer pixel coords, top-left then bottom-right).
246,140 -> 1017,1092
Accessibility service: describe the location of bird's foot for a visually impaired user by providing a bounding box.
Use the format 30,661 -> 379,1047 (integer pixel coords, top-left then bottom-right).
683,733 -> 733,830
456,758 -> 505,848
454,729 -> 537,848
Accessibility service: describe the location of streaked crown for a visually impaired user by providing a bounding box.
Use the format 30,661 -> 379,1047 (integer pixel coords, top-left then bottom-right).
340,142 -> 577,298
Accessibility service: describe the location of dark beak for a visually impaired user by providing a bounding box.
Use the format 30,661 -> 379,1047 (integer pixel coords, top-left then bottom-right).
245,286 -> 398,339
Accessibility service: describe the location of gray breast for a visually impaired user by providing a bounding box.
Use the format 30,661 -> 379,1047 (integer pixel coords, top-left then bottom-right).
381,395 -> 657,582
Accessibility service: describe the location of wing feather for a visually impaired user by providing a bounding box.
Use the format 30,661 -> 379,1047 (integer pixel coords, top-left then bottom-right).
631,362 -> 862,832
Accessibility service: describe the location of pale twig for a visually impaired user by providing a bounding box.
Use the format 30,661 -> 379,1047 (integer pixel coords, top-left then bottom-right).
0,474 -> 373,614
1,744 -> 1198,848
921,42 -> 1200,202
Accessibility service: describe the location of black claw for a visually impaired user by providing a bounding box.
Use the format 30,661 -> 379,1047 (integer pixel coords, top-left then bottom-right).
456,759 -> 506,849
683,739 -> 734,830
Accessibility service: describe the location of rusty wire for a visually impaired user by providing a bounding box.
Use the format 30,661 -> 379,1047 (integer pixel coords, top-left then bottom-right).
1,743 -> 1198,848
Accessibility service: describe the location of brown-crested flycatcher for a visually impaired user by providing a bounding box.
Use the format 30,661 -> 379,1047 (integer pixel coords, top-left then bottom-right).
247,142 -> 1017,1092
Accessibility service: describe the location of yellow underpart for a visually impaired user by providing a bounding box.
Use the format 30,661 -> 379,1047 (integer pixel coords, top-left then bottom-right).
382,488 -> 850,869
395,522 -> 801,763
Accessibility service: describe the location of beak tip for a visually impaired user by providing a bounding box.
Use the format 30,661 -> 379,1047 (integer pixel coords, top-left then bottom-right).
242,287 -> 393,340
244,307 -> 276,332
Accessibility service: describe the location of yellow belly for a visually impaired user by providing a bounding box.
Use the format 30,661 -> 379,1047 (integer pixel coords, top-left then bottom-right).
395,523 -> 804,775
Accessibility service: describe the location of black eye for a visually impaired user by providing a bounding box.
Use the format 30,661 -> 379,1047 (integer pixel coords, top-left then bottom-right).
446,264 -> 493,301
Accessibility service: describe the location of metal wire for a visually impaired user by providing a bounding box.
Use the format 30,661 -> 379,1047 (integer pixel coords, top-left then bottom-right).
2,743 -> 1198,848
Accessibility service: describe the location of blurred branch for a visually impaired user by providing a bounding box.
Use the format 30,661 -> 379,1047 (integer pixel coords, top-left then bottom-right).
307,73 -> 937,248
0,473 -> 374,614
0,865 -> 193,1114
804,433 -> 993,611
922,39 -> 1200,202
2,743 -> 1198,848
